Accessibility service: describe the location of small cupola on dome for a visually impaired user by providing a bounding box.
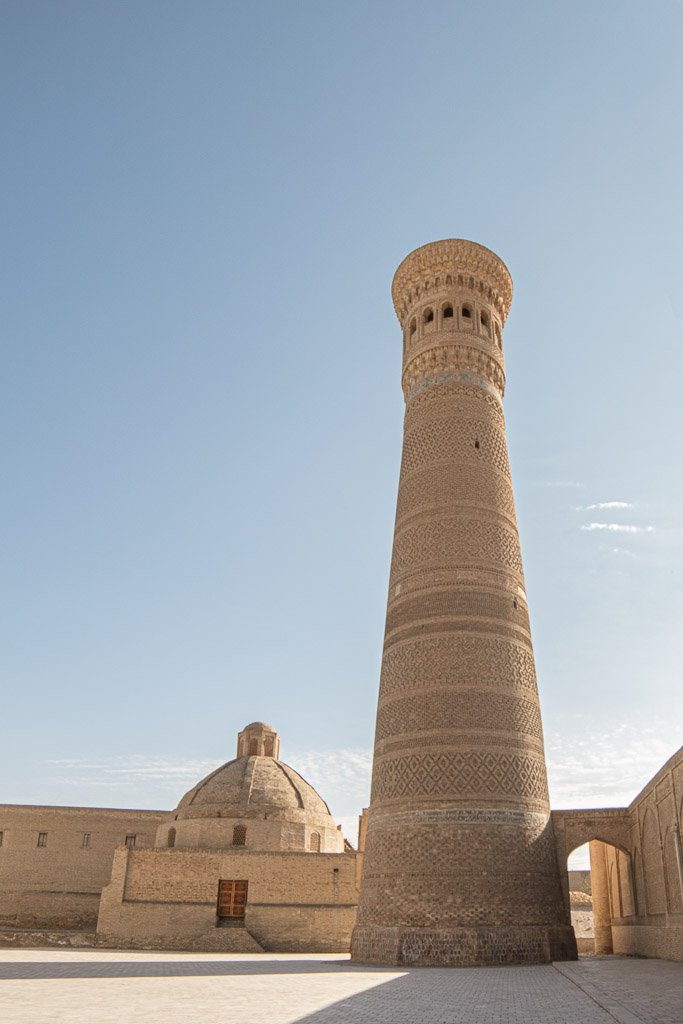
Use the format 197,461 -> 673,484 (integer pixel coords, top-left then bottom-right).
237,722 -> 280,759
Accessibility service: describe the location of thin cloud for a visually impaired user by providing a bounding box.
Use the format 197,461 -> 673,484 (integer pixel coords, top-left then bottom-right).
574,501 -> 634,511
47,755 -> 221,789
607,547 -> 637,558
546,721 -> 681,810
544,480 -> 585,489
287,747 -> 372,826
45,748 -> 374,844
580,523 -> 654,534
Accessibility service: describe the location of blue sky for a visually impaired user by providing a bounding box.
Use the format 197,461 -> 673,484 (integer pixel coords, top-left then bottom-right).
1,2 -> 681,865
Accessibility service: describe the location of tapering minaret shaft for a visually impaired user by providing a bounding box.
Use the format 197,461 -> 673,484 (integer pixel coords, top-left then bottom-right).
351,239 -> 576,967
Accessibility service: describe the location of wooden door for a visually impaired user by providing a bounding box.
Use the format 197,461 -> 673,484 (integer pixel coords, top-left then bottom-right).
217,879 -> 248,919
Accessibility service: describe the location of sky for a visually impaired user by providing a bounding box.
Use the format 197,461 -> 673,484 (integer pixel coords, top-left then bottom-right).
1,2 -> 681,869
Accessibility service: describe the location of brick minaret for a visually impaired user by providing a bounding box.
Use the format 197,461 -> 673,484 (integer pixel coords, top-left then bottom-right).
351,240 -> 576,966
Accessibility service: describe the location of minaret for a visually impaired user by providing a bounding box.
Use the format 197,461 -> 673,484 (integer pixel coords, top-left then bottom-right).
351,240 -> 576,966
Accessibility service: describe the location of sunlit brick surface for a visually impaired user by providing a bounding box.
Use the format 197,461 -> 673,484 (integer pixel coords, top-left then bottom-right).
352,241 -> 576,965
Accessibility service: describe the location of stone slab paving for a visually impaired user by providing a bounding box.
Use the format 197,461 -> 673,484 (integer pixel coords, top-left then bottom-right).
0,951 -> 680,1024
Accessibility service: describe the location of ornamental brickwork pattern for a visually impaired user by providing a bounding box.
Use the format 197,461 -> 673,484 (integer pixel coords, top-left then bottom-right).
390,516 -> 524,580
400,417 -> 511,478
351,239 -> 576,966
378,635 -> 539,698
384,590 -> 531,637
374,690 -> 543,742
396,464 -> 517,524
371,751 -> 549,804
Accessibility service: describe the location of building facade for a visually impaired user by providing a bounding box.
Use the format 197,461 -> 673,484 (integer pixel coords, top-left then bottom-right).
97,722 -> 358,951
1,723 -> 361,952
552,745 -> 683,963
0,805 -> 166,932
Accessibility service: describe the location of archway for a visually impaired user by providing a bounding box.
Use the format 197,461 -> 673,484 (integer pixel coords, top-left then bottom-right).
566,842 -> 593,953
563,836 -> 634,955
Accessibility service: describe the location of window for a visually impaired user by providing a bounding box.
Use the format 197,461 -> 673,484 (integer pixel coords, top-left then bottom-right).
232,825 -> 247,847
462,305 -> 472,319
309,831 -> 321,853
248,739 -> 258,755
124,834 -> 137,848
37,832 -> 48,848
480,311 -> 490,331
442,304 -> 453,320
81,833 -> 91,849
167,827 -> 176,848
264,737 -> 274,756
217,879 -> 248,919
0,831 -> 4,847
409,318 -> 417,337
423,308 -> 434,324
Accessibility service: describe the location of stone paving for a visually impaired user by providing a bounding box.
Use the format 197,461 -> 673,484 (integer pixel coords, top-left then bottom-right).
0,951 -> 680,1024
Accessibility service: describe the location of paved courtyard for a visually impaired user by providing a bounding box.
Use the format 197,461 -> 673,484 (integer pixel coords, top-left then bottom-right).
0,950 -> 681,1024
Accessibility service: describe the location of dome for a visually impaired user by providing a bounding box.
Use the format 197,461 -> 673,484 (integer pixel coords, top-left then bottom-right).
175,755 -> 332,821
158,722 -> 345,854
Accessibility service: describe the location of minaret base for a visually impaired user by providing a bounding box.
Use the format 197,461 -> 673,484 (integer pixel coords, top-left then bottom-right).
351,924 -> 577,967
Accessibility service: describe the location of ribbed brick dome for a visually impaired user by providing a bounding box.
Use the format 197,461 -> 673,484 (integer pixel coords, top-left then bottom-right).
175,755 -> 332,821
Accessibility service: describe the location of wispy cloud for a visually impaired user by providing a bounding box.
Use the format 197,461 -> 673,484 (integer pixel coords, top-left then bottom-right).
46,748 -> 373,844
574,501 -> 634,511
546,720 -> 680,810
580,523 -> 654,534
544,480 -> 585,489
47,755 -> 221,790
288,747 -> 372,839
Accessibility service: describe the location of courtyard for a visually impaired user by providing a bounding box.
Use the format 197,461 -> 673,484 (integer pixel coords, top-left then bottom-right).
0,950 -> 681,1024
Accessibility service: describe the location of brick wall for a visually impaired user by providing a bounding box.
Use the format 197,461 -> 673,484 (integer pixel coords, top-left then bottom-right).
97,847 -> 359,951
0,804 -> 168,929
603,747 -> 683,963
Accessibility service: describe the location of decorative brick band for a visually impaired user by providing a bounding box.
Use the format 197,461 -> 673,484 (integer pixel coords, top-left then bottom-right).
367,808 -> 549,830
392,239 -> 513,324
371,750 -> 549,803
351,924 -> 576,967
402,344 -> 505,399
406,369 -> 503,405
352,240 -> 573,966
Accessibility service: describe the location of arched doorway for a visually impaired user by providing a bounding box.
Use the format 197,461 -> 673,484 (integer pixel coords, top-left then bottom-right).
588,839 -> 635,954
564,837 -> 634,955
566,842 -> 593,953
551,807 -> 632,955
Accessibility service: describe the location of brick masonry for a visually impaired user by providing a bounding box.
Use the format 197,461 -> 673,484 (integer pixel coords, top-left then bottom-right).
97,847 -> 359,952
0,804 -> 167,929
552,746 -> 683,964
351,240 -> 577,966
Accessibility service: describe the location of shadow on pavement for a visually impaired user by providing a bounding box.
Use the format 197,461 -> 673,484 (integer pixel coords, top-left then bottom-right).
0,958 -> 397,981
